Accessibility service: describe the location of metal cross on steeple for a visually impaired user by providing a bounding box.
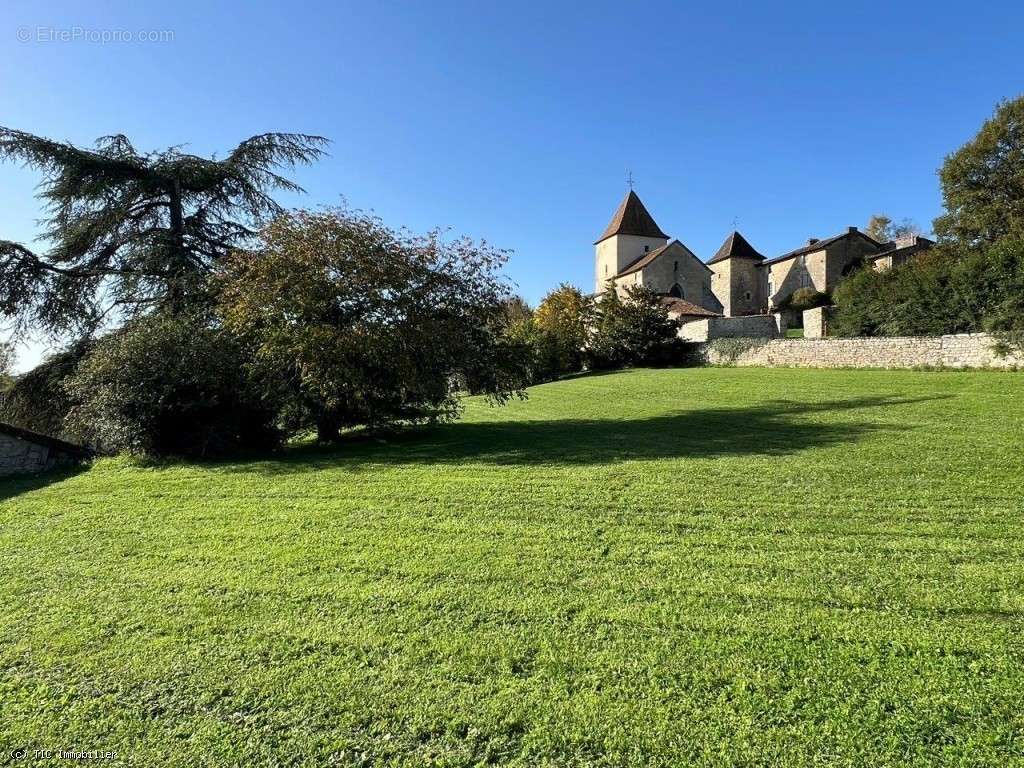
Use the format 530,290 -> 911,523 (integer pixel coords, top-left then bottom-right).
626,169 -> 634,191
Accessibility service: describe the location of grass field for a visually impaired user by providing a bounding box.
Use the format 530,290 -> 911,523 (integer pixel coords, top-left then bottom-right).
2,367 -> 1023,766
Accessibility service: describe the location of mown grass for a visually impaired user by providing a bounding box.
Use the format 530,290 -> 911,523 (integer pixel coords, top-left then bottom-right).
1,367 -> 1023,767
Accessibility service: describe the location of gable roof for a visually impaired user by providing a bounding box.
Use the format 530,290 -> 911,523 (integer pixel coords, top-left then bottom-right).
595,190 -> 670,244
867,236 -> 936,261
707,231 -> 765,265
615,239 -> 712,278
762,229 -> 885,266
660,296 -> 720,318
0,421 -> 91,457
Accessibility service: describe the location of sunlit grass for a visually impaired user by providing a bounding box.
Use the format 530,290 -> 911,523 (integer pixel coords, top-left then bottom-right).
2,367 -> 1022,766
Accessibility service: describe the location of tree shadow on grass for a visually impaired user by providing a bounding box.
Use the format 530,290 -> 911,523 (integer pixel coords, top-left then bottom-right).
231,395 -> 949,473
0,463 -> 90,504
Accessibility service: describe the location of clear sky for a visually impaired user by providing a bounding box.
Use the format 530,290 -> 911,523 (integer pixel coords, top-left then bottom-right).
3,0 -> 1024,370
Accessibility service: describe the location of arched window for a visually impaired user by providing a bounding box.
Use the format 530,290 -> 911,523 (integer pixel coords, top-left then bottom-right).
669,283 -> 683,298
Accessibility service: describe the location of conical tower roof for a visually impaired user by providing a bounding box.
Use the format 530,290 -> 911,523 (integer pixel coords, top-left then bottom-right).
595,190 -> 670,244
707,231 -> 765,265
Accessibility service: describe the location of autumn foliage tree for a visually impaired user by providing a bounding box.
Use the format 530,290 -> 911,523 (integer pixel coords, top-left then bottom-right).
533,283 -> 592,376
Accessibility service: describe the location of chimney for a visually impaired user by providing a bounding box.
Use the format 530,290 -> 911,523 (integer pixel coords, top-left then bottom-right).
807,238 -> 819,246
848,226 -> 858,234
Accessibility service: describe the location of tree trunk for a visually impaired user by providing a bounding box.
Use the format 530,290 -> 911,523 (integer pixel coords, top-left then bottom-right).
167,179 -> 187,307
316,414 -> 341,443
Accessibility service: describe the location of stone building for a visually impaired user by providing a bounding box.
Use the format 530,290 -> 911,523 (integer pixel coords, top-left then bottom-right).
707,231 -> 766,317
763,229 -> 934,309
868,234 -> 935,271
0,422 -> 89,476
763,228 -> 883,310
594,191 -> 723,314
592,190 -> 934,319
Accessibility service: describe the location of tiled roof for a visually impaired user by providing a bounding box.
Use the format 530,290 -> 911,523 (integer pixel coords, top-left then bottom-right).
595,190 -> 670,244
867,236 -> 935,261
615,242 -> 671,277
707,231 -> 765,265
762,229 -> 884,266
660,296 -> 720,317
616,240 -> 712,278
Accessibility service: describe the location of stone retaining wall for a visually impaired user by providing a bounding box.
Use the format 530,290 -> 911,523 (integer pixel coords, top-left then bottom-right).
696,333 -> 1022,369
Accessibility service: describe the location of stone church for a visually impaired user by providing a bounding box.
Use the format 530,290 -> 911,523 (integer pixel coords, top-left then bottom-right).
595,190 -> 933,319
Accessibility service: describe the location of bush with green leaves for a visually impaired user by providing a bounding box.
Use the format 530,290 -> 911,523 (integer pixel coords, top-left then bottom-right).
65,313 -> 279,457
585,285 -> 682,370
0,339 -> 92,440
830,240 -> 1024,352
785,287 -> 832,312
217,208 -> 524,442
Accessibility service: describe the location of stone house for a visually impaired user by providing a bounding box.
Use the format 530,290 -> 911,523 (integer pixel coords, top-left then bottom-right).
868,234 -> 935,271
762,228 -> 885,310
0,422 -> 90,477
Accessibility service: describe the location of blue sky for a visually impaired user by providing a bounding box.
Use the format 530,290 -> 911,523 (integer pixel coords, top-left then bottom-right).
3,0 -> 1023,370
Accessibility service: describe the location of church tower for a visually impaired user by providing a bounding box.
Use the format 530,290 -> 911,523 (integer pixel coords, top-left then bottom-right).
594,190 -> 669,294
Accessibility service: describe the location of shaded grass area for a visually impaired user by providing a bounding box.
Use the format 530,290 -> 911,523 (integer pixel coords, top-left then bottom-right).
1,368 -> 1023,766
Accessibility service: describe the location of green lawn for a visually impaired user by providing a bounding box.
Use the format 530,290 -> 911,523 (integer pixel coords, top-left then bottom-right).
2,368 -> 1023,767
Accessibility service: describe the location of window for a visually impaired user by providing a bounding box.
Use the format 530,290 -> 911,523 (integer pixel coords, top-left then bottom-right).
768,280 -> 775,296
744,291 -> 752,301
673,260 -> 678,272
604,264 -> 608,276
669,283 -> 683,298
799,272 -> 812,289
644,245 -> 650,253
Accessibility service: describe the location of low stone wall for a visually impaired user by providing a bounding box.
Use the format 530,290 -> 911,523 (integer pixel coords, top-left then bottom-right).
696,333 -> 1023,369
679,314 -> 779,342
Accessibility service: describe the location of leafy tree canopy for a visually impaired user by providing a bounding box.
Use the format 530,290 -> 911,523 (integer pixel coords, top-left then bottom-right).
586,283 -> 682,370
217,207 -> 522,441
0,128 -> 327,338
934,96 -> 1024,248
534,283 -> 592,375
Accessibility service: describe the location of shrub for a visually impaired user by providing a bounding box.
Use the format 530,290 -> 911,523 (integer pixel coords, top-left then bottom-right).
585,286 -> 682,370
973,238 -> 1024,354
65,313 -> 279,457
789,287 -> 832,312
0,339 -> 92,440
830,240 -> 1024,353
